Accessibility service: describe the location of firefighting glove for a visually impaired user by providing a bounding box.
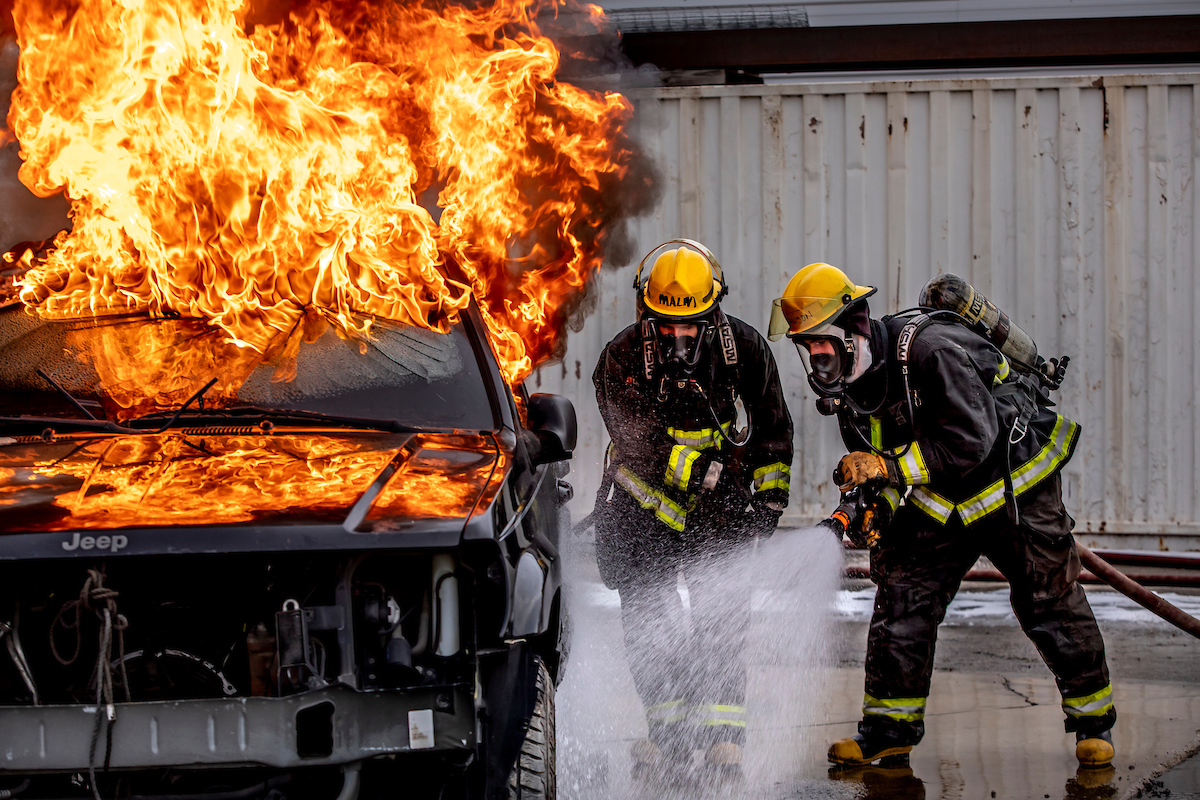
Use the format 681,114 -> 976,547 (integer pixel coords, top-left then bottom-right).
853,495 -> 892,549
691,461 -> 752,526
834,451 -> 896,492
745,493 -> 785,539
818,497 -> 860,543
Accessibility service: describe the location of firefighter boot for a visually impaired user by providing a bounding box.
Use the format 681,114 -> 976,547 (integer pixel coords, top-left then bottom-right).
1075,729 -> 1114,768
703,742 -> 744,783
629,739 -> 663,782
630,739 -> 663,766
828,733 -> 913,766
705,742 -> 742,767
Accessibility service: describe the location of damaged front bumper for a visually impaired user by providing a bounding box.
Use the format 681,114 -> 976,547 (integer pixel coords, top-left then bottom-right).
0,684 -> 475,772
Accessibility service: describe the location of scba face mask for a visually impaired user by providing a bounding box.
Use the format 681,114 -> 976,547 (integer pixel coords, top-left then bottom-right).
792,329 -> 872,396
654,319 -> 710,376
794,335 -> 851,390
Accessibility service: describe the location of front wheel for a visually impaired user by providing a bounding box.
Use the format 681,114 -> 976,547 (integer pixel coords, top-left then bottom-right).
506,656 -> 555,799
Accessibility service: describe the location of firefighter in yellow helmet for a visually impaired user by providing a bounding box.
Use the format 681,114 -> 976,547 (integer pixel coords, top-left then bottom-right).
771,263 -> 1115,771
591,240 -> 794,775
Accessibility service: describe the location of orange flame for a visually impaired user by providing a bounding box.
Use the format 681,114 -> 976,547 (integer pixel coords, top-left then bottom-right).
6,0 -> 635,399
0,432 -> 500,531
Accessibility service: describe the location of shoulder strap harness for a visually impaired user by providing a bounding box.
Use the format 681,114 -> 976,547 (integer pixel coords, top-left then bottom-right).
895,312 -> 1042,526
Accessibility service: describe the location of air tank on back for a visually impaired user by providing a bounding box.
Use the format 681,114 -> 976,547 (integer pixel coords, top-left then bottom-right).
919,273 -> 1067,388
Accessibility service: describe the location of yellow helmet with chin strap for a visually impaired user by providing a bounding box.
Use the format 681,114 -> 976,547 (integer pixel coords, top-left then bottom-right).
768,262 -> 875,341
634,239 -> 727,320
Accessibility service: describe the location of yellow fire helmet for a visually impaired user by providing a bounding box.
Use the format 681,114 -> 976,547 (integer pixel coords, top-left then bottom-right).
633,239 -> 727,320
768,262 -> 876,341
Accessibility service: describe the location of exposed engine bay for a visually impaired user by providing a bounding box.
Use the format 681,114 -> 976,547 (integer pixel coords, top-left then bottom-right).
0,547 -> 526,800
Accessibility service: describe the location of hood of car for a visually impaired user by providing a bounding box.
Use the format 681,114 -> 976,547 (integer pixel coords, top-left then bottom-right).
0,429 -> 505,536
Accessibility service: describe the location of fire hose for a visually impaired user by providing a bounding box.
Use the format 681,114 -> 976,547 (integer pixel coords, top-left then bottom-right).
1075,543 -> 1200,640
844,542 -> 1200,640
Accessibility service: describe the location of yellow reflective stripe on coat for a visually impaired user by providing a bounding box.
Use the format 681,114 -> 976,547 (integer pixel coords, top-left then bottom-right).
1062,684 -> 1114,718
869,416 -> 884,449
696,703 -> 747,728
614,467 -> 688,532
878,487 -> 902,514
957,414 -> 1080,526
665,444 -> 703,491
993,356 -> 1011,386
908,486 -> 955,524
753,462 -> 792,493
647,699 -> 688,725
666,421 -> 732,450
862,693 -> 926,722
890,442 -> 931,486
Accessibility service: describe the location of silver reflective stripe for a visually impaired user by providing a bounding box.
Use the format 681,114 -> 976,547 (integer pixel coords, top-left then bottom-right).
614,467 -> 687,532
957,414 -> 1079,526
891,441 -> 931,486
908,486 -> 954,524
667,421 -> 732,450
879,487 -> 901,514
753,462 -> 792,493
1062,684 -> 1114,718
666,444 -> 702,491
862,693 -> 926,722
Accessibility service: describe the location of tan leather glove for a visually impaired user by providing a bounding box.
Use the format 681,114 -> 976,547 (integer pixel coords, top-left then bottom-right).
834,451 -> 889,492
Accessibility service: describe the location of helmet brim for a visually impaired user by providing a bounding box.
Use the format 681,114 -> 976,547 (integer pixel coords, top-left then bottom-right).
768,284 -> 876,341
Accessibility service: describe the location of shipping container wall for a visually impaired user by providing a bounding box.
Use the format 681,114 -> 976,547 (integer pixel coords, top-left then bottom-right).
533,74 -> 1200,550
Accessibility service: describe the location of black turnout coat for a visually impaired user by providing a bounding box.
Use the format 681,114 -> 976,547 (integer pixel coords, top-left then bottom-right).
839,315 -> 1079,529
592,313 -> 794,540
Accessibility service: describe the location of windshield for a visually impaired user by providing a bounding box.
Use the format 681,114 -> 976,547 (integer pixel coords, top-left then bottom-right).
0,306 -> 495,431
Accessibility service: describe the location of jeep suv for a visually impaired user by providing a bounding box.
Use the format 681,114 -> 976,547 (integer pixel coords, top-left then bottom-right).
0,300 -> 573,800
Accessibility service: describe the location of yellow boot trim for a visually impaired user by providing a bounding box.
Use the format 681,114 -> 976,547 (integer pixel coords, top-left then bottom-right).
1076,737 -> 1115,768
827,737 -> 913,766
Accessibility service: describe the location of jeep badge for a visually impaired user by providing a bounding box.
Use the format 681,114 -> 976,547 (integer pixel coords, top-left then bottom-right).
62,533 -> 129,553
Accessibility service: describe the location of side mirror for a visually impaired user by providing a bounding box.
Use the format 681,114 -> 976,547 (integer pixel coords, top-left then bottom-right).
526,393 -> 577,465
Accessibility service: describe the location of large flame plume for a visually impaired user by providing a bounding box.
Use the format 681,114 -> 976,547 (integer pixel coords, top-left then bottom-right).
4,0 -> 642,403
0,433 -> 503,530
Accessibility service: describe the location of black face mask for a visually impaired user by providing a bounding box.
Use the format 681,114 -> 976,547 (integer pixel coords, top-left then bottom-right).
792,334 -> 853,396
653,319 -> 710,377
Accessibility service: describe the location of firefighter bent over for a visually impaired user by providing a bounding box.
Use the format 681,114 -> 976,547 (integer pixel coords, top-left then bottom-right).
592,240 -> 794,774
770,263 -> 1116,771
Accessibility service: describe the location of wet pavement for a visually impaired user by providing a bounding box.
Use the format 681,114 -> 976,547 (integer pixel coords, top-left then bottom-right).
557,528 -> 1200,800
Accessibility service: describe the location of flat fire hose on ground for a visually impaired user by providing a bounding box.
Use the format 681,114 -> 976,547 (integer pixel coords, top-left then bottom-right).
1075,543 -> 1200,640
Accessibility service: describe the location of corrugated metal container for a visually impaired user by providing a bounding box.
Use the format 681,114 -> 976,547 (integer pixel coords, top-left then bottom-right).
534,72 -> 1200,550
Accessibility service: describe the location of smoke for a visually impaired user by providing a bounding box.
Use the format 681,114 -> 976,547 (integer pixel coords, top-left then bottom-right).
557,525 -> 843,799
535,2 -> 664,346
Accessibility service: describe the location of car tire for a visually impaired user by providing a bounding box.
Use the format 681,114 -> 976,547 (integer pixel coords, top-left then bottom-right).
506,656 -> 555,799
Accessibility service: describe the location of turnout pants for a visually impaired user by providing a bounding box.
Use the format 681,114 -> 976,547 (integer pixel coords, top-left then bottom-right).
596,489 -> 751,750
861,474 -> 1115,745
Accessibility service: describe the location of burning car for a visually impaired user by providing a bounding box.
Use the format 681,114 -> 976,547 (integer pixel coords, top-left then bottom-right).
0,299 -> 575,800
0,0 -> 652,795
